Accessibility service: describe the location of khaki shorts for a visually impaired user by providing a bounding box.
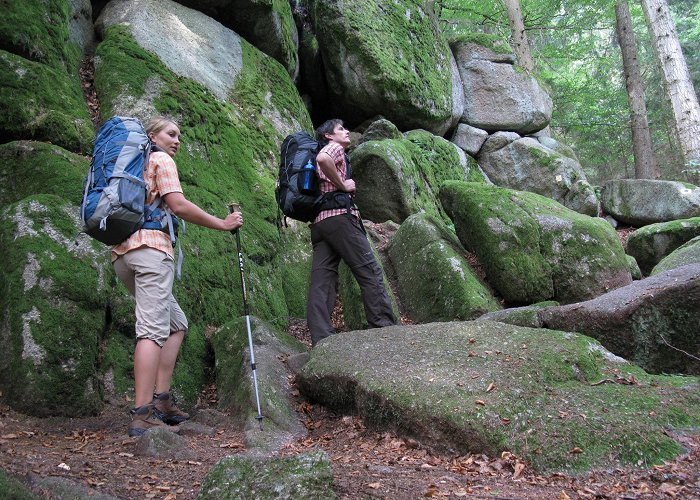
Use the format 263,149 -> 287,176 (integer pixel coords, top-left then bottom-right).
113,247 -> 188,347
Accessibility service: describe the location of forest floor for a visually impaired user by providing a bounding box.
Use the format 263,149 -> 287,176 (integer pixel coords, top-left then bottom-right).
1,315 -> 699,499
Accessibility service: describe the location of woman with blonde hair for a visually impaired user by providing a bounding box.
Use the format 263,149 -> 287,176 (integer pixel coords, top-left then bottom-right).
112,117 -> 243,436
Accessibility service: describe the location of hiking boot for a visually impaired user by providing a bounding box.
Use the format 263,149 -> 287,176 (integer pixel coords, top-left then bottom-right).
128,404 -> 171,437
152,391 -> 190,425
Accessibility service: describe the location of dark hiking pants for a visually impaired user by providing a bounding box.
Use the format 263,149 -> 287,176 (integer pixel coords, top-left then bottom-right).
307,215 -> 396,346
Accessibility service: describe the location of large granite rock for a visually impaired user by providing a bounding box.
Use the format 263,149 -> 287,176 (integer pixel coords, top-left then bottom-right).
539,263 -> 700,375
297,322 -> 700,473
387,213 -> 501,322
625,217 -> 700,275
440,182 -> 631,305
601,179 -> 700,226
651,236 -> 700,275
173,0 -> 299,79
309,0 -> 461,134
452,39 -> 552,134
351,130 -> 485,224
477,135 -> 598,215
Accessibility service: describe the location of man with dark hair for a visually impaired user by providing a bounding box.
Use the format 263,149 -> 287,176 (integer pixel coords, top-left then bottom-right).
307,119 -> 397,346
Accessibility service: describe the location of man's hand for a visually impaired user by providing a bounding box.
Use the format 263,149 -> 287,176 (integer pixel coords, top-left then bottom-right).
342,179 -> 356,193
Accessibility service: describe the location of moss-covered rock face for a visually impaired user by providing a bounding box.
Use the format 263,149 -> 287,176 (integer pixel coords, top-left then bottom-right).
351,130 -> 482,224
297,322 -> 700,473
309,0 -> 458,134
0,0 -> 93,153
651,236 -> 700,275
601,179 -> 700,226
200,451 -> 335,499
0,196 -> 109,416
0,141 -> 88,208
625,217 -> 700,275
388,213 -> 500,322
440,182 -> 632,305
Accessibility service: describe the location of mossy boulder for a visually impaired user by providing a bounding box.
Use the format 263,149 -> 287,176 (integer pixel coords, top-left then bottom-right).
388,213 -> 500,322
308,0 -> 460,134
651,237 -> 700,275
0,141 -> 88,208
439,182 -> 632,305
476,301 -> 558,328
539,263 -> 700,376
200,451 -> 335,499
297,322 -> 700,473
351,130 -> 483,224
210,318 -> 307,452
625,217 -> 700,275
601,179 -> 700,226
0,0 -> 93,153
0,195 -> 109,416
477,136 -> 597,215
357,118 -> 403,145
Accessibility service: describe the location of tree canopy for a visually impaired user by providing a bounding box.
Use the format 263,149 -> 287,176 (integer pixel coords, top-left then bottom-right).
439,0 -> 700,184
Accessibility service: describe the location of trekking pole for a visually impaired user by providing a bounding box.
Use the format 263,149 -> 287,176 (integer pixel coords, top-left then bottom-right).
228,203 -> 264,430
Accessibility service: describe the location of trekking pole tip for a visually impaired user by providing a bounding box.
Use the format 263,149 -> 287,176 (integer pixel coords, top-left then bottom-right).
256,414 -> 264,431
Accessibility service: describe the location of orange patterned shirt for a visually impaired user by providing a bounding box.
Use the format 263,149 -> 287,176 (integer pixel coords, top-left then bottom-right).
111,151 -> 183,260
313,141 -> 360,224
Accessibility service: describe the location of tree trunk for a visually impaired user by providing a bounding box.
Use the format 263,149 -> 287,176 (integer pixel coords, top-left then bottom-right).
641,0 -> 700,167
503,0 -> 535,72
615,0 -> 659,179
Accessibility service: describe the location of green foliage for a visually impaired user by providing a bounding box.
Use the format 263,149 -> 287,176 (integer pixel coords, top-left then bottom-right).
439,0 -> 697,183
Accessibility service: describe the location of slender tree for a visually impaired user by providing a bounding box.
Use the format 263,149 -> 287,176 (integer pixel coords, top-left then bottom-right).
615,0 -> 659,179
504,0 -> 535,72
641,0 -> 700,167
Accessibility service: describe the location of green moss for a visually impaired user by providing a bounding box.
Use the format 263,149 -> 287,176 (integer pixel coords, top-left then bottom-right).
440,181 -> 553,304
388,213 -> 500,322
312,0 -> 453,124
0,141 -> 89,208
448,32 -> 512,54
0,469 -> 35,500
0,51 -> 93,153
101,331 -> 134,397
0,0 -> 79,68
0,195 -> 107,416
200,451 -> 335,499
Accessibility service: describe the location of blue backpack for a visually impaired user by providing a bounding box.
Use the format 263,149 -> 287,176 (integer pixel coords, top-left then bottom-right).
80,116 -> 178,246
